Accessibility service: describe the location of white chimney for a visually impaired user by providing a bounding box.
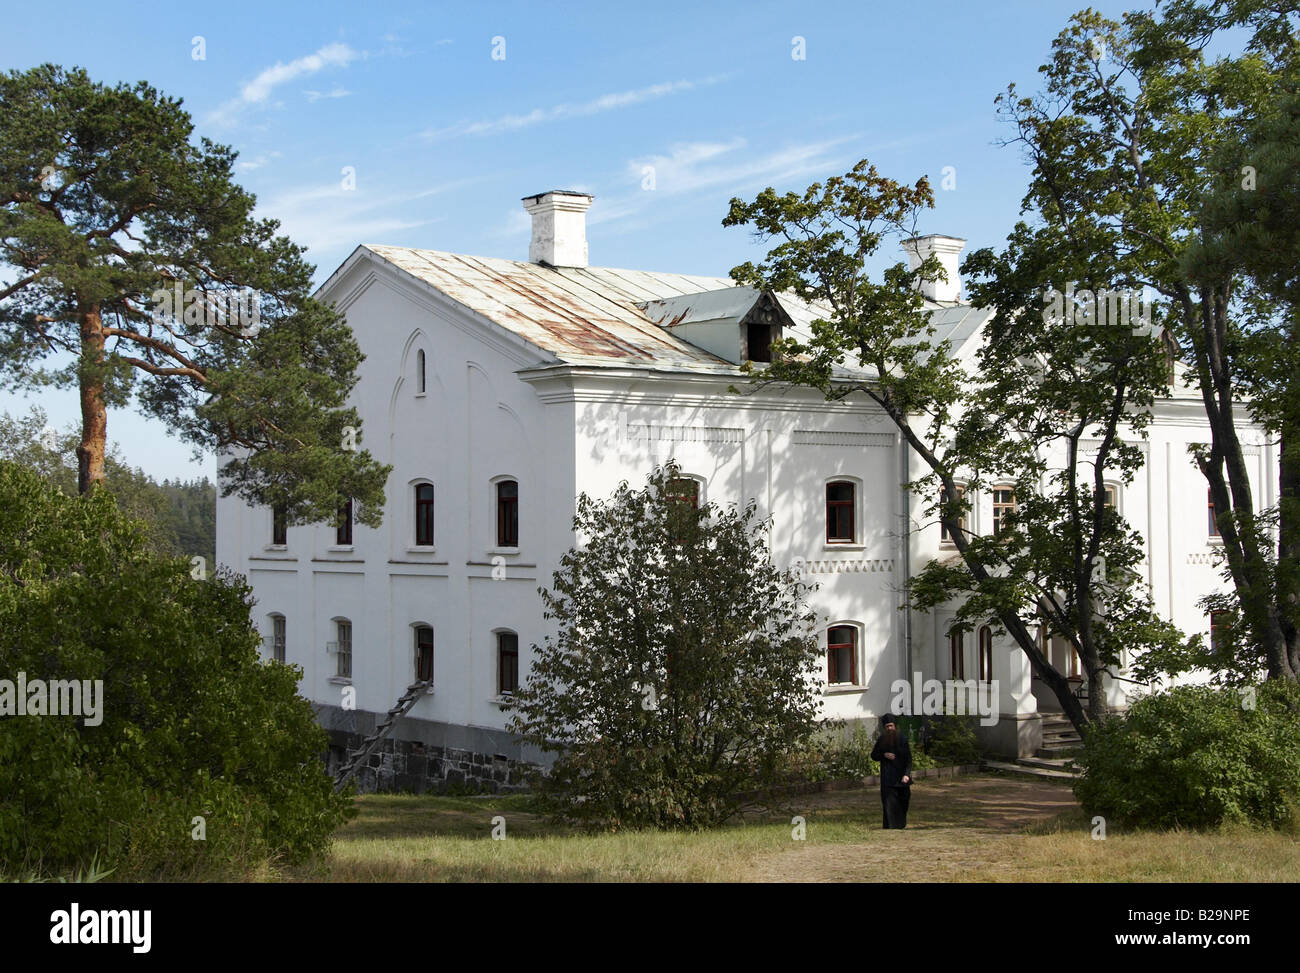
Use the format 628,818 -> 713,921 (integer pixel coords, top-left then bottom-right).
522,190 -> 593,267
901,234 -> 966,303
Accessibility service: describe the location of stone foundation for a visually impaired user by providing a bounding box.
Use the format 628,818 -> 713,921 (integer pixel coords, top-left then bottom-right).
316,702 -> 548,794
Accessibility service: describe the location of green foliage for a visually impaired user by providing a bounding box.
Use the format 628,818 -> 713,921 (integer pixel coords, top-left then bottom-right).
0,461 -> 351,877
922,715 -> 983,767
506,462 -> 824,830
1075,681 -> 1300,830
0,63 -> 389,522
0,406 -> 216,563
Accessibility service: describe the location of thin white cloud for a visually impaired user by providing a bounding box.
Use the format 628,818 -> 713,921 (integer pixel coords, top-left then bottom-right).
305,87 -> 352,102
236,150 -> 283,173
208,43 -> 360,126
421,77 -> 724,141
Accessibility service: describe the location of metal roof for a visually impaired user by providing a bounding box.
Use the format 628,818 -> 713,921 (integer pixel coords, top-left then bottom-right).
357,245 -> 981,375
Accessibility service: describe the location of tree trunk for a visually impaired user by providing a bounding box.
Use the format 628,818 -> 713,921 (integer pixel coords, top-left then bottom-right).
76,304 -> 107,495
1277,424 -> 1300,679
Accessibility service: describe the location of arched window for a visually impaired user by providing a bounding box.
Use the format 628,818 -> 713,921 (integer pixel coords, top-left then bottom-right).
497,631 -> 519,696
414,624 -> 434,682
416,349 -> 426,394
269,614 -> 286,663
978,626 -> 993,683
496,480 -> 519,547
826,481 -> 855,543
665,476 -> 700,509
414,483 -> 435,546
827,625 -> 858,685
949,630 -> 965,680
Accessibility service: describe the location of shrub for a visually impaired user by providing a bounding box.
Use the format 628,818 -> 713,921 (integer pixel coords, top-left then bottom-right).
923,715 -> 983,766
0,462 -> 352,878
506,463 -> 824,830
1074,681 -> 1300,830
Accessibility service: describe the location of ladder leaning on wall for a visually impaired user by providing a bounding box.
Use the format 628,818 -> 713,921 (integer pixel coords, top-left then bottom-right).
333,679 -> 433,792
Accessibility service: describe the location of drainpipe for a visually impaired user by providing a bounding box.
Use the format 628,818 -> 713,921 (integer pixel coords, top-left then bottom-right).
900,432 -> 913,677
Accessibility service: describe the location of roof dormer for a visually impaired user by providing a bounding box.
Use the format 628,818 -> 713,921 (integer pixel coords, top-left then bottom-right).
638,287 -> 794,365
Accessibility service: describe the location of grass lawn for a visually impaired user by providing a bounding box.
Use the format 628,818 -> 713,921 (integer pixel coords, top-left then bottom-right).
285,773 -> 1300,882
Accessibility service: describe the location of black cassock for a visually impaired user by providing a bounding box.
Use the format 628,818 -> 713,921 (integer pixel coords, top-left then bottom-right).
870,733 -> 912,829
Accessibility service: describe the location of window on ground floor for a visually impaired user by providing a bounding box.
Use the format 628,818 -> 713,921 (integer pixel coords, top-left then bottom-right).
827,625 -> 858,685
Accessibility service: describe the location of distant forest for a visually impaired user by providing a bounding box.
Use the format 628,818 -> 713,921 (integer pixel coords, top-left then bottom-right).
1,407 -> 216,565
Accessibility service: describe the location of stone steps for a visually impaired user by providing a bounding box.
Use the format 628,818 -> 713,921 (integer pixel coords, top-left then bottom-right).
983,759 -> 1080,781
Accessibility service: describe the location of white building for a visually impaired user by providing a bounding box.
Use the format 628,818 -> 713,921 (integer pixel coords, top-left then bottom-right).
215,190 -> 1271,790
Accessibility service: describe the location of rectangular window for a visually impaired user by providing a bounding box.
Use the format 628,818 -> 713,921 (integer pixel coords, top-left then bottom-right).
415,484 -> 435,546
826,481 -> 855,543
336,498 -> 353,546
336,620 -> 352,679
1208,488 -> 1220,537
497,481 -> 519,547
940,484 -> 967,543
272,503 -> 287,546
992,487 -> 1016,536
415,625 -> 434,682
827,626 -> 857,685
498,632 -> 519,696
1209,611 -> 1230,654
1103,485 -> 1118,510
272,616 -> 286,663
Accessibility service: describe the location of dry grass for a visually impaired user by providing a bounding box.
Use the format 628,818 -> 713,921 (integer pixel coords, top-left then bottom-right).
281,775 -> 1300,883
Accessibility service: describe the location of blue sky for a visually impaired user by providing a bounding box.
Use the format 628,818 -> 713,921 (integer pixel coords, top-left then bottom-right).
1,0 -> 1143,482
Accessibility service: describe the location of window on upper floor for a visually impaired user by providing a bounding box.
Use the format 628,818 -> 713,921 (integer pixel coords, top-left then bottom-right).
271,502 -> 287,546
336,498 -> 353,546
940,483 -> 967,545
1103,484 -> 1118,511
1208,487 -> 1220,538
416,349 -> 426,394
414,624 -> 434,683
496,480 -> 519,548
665,476 -> 701,544
415,483 -> 435,546
826,481 -> 856,543
745,322 -> 774,363
992,486 -> 1016,537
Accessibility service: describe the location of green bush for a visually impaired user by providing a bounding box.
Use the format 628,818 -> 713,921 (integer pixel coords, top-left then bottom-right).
923,715 -> 983,766
0,462 -> 352,878
1074,681 -> 1300,830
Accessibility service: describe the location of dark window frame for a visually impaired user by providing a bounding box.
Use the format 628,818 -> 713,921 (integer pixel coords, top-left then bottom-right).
1208,488 -> 1220,537
336,497 -> 353,546
950,631 -> 965,680
415,483 -> 435,546
496,480 -> 519,547
272,502 -> 287,546
415,624 -> 434,683
826,481 -> 855,543
271,615 -> 286,663
978,626 -> 993,683
497,631 -> 519,696
827,625 -> 857,685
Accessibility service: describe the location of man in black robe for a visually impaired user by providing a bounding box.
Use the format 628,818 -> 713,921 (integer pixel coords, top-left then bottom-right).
870,713 -> 912,829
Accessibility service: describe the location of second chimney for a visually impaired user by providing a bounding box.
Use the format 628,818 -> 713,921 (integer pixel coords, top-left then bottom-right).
522,190 -> 593,267
901,234 -> 966,303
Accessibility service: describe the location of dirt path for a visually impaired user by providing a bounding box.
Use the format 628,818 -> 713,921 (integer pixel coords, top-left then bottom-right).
743,774 -> 1080,882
